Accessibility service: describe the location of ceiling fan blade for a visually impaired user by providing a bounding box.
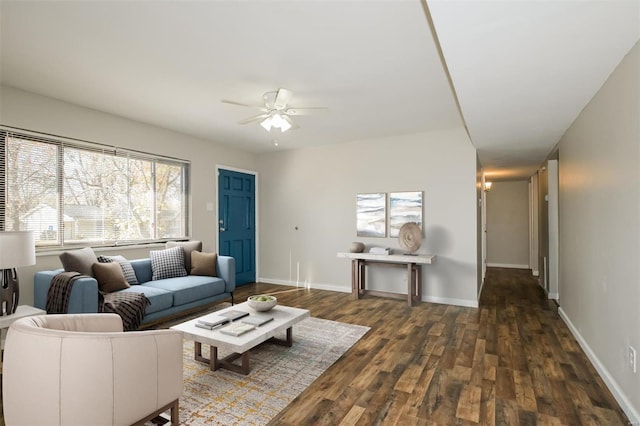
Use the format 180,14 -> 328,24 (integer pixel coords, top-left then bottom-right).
274,88 -> 293,109
222,99 -> 266,110
285,107 -> 328,116
282,115 -> 300,130
237,113 -> 270,125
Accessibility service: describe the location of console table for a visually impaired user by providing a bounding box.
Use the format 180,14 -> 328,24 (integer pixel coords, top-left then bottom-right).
337,252 -> 436,306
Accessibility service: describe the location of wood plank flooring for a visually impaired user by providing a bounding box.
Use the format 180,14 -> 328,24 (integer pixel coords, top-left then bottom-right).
229,267 -> 629,425
0,267 -> 629,425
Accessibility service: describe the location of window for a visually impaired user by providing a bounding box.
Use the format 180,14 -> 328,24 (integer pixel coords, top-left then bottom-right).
1,128 -> 190,248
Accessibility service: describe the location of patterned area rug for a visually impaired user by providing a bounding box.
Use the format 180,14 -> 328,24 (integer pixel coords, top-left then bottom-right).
171,317 -> 369,425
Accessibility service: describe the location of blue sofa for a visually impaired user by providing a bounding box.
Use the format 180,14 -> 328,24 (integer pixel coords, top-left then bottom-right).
34,256 -> 235,326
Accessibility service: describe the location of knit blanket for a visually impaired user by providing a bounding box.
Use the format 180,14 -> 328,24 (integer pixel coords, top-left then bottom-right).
100,291 -> 150,331
47,272 -> 149,331
46,271 -> 86,314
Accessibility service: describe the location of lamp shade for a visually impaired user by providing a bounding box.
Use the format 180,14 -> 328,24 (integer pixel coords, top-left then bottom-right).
0,231 -> 36,268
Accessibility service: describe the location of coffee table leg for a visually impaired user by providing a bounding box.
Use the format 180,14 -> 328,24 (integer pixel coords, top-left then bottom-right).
268,326 -> 293,347
193,342 -> 251,374
194,341 -> 208,364
241,352 -> 250,373
212,346 -> 219,371
215,350 -> 251,375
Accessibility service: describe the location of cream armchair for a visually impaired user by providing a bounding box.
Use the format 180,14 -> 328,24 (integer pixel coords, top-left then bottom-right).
2,314 -> 183,426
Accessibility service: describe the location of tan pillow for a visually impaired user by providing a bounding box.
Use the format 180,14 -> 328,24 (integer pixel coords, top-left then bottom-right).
92,262 -> 130,293
60,247 -> 98,277
166,240 -> 202,272
191,251 -> 217,277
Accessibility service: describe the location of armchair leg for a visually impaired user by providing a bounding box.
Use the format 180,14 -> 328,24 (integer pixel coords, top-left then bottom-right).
132,399 -> 179,426
170,399 -> 179,426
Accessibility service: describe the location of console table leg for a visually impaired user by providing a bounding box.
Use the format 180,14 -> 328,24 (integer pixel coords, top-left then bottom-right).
359,260 -> 366,295
417,265 -> 422,302
407,263 -> 413,307
351,260 -> 359,299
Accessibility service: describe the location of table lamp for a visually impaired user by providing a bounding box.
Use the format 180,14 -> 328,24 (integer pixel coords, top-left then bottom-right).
0,231 -> 36,315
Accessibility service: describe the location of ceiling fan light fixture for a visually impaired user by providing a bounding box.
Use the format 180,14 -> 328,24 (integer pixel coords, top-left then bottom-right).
278,118 -> 292,132
225,88 -> 324,132
260,117 -> 273,131
260,113 -> 291,132
271,113 -> 284,127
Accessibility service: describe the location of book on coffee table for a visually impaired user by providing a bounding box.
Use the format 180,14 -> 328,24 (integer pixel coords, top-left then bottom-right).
197,314 -> 230,328
196,322 -> 226,331
240,316 -> 274,327
219,322 -> 256,336
218,310 -> 250,322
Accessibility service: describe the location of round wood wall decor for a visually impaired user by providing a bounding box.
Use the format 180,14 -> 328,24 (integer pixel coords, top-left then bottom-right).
398,222 -> 422,253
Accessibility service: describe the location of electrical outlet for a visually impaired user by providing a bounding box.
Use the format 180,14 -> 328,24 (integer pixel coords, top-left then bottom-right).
629,346 -> 637,373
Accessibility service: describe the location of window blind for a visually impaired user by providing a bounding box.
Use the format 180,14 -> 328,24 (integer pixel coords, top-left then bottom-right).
0,127 -> 190,248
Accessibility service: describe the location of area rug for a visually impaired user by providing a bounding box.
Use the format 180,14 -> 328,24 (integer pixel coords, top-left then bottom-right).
171,317 -> 369,425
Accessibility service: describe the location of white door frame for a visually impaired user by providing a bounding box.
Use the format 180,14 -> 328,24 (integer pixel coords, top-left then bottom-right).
547,159 -> 559,300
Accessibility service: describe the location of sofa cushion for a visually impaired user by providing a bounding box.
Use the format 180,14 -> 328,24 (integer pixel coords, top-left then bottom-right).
97,255 -> 139,285
118,286 -> 173,315
143,276 -> 226,307
190,251 -> 217,276
150,246 -> 187,280
166,241 -> 202,272
93,262 -> 130,293
60,247 -> 98,277
130,259 -> 152,284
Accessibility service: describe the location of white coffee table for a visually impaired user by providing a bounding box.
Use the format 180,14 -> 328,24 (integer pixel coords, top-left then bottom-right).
170,302 -> 310,375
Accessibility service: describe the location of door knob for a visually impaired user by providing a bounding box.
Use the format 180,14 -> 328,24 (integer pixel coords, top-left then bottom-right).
220,227 -> 226,232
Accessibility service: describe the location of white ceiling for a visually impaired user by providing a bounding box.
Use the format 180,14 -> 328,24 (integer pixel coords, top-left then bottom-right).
1,0 -> 639,181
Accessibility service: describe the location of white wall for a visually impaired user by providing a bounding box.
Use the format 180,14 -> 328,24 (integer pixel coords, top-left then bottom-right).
486,180 -> 530,268
257,128 -> 479,307
557,41 -> 640,421
1,85 -> 258,305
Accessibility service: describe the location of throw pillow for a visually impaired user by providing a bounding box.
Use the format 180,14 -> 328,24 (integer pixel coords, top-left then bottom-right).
60,247 -> 98,277
92,262 -> 130,293
166,240 -> 202,273
150,246 -> 187,280
191,251 -> 217,277
97,255 -> 139,285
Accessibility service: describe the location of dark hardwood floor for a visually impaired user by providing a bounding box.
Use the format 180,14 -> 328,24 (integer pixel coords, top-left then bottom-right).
0,268 -> 629,425
230,268 -> 629,425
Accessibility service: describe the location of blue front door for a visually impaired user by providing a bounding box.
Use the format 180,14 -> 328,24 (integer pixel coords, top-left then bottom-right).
218,169 -> 256,285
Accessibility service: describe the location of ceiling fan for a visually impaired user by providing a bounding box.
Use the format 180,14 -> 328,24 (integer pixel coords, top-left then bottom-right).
222,88 -> 327,132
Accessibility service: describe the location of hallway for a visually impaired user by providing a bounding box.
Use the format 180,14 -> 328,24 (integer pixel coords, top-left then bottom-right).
478,267 -> 628,425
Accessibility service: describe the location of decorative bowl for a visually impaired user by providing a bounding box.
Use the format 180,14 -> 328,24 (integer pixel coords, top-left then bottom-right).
247,295 -> 277,312
350,242 -> 365,253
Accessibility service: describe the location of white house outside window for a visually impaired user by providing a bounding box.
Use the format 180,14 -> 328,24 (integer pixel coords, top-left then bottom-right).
1,129 -> 190,248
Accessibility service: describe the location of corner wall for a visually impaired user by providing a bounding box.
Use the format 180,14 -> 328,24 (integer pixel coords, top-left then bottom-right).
557,41 -> 640,421
257,128 -> 479,307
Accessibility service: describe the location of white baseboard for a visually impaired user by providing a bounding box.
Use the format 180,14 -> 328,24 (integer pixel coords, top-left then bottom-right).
259,277 -> 350,294
423,295 -> 479,308
548,292 -> 559,300
259,277 -> 478,308
559,308 -> 640,424
487,263 -> 530,269
532,269 -> 539,277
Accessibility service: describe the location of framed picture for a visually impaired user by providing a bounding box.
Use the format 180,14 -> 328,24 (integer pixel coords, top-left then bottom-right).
356,193 -> 386,237
389,191 -> 422,237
